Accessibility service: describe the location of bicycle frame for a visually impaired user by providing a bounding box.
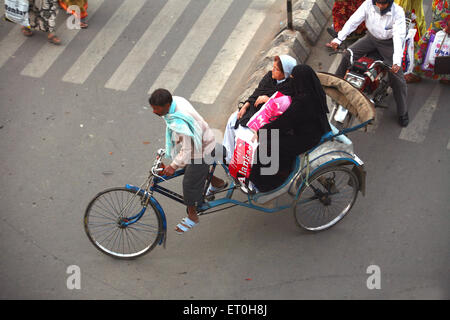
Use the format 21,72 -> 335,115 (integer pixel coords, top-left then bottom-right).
123,120 -> 369,229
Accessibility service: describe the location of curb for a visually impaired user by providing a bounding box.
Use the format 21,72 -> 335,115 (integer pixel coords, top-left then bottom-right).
236,0 -> 333,105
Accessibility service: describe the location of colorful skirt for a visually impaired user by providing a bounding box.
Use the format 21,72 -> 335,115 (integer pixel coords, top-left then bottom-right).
412,0 -> 449,80
29,0 -> 59,33
59,0 -> 88,19
395,0 -> 426,40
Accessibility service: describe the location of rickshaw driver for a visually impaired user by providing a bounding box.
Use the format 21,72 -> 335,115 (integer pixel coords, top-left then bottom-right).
149,88 -> 227,234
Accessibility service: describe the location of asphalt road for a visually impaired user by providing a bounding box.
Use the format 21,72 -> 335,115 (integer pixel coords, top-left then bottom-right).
0,0 -> 448,300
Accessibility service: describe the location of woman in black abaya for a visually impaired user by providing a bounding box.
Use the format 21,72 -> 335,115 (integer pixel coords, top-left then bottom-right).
249,64 -> 332,192
222,55 -> 297,163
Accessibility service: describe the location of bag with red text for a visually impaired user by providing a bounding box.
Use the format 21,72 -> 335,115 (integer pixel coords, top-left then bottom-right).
228,126 -> 258,188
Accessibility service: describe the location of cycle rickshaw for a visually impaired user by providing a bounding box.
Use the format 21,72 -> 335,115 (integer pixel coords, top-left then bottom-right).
84,73 -> 375,259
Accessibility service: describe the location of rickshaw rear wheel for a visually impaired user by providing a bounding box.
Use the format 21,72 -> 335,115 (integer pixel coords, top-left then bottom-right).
293,166 -> 359,232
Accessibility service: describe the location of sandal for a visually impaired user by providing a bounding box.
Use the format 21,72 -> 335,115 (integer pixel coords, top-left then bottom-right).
47,34 -> 61,45
175,217 -> 199,234
80,21 -> 88,29
21,27 -> 33,37
404,73 -> 421,83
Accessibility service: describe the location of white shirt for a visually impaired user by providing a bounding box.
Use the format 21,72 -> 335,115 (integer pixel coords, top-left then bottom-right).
332,0 -> 406,66
169,96 -> 216,169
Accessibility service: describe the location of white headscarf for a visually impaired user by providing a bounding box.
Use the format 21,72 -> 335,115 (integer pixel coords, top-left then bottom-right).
277,55 -> 297,84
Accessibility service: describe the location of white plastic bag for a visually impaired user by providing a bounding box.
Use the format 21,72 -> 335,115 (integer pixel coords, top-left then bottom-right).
4,0 -> 30,27
403,28 -> 417,74
422,30 -> 450,71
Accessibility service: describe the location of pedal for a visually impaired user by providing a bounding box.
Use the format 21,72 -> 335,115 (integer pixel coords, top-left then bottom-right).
334,105 -> 348,123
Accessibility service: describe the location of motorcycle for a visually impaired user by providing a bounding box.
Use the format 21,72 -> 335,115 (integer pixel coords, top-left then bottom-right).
328,48 -> 392,128
327,17 -> 414,129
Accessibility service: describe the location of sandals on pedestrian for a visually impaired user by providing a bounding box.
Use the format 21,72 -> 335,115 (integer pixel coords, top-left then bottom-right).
47,34 -> 61,45
80,21 -> 88,29
21,27 -> 33,37
175,217 -> 199,235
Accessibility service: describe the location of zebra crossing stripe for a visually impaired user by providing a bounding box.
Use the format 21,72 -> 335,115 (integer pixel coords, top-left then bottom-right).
399,83 -> 441,143
62,0 -> 146,84
190,5 -> 267,104
104,0 -> 190,91
148,0 -> 233,95
0,25 -> 25,69
20,0 -> 105,78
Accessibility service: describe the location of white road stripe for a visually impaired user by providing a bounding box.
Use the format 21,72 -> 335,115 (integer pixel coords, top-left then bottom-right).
0,25 -> 24,69
62,0 -> 146,84
399,84 -> 441,143
190,5 -> 267,104
447,138 -> 450,150
20,0 -> 104,78
148,0 -> 233,95
105,0 -> 189,91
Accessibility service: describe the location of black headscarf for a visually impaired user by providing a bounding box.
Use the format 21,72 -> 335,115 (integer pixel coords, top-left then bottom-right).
290,64 -> 330,134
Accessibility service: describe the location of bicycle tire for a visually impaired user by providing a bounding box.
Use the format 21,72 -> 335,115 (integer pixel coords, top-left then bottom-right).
84,187 -> 163,259
293,166 -> 359,232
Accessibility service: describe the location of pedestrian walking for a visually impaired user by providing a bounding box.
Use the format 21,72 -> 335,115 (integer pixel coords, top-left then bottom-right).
20,0 -> 61,45
404,0 -> 450,84
395,0 -> 426,39
58,0 -> 88,28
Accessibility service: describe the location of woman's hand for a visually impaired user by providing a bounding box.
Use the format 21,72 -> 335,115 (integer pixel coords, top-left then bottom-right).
237,102 -> 249,119
254,95 -> 270,107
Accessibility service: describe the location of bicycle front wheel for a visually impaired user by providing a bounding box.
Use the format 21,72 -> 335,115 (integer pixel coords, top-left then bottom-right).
84,187 -> 163,259
293,166 -> 359,232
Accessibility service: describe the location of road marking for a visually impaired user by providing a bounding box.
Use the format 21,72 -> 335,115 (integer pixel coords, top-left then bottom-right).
399,84 -> 441,143
447,138 -> 450,150
62,0 -> 146,84
148,0 -> 233,95
190,4 -> 267,104
104,0 -> 189,91
0,25 -> 25,69
20,0 -> 104,78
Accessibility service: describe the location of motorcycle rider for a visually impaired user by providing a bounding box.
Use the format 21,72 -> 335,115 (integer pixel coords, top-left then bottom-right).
326,0 -> 409,127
